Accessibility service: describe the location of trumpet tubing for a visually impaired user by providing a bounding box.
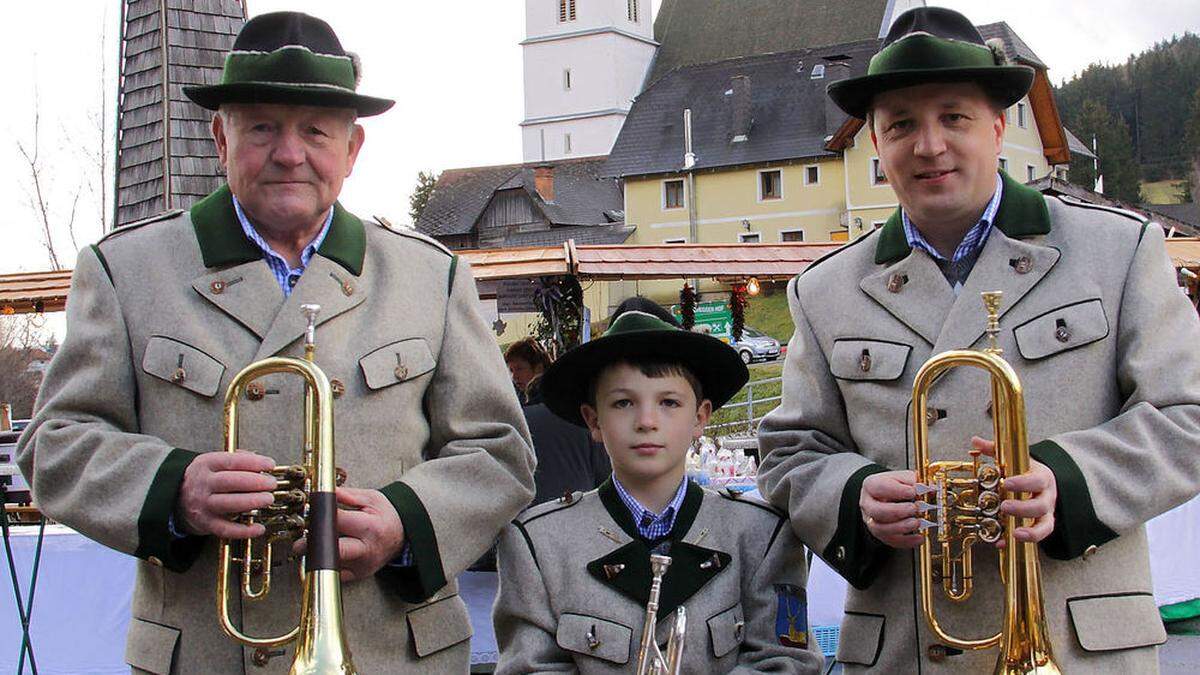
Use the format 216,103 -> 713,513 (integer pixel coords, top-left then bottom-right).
911,291 -> 1060,674
215,304 -> 357,674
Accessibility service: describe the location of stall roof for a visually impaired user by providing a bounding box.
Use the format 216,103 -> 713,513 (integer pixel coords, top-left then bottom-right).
6,238 -> 1200,313
0,270 -> 71,314
572,242 -> 843,280
459,244 -> 572,281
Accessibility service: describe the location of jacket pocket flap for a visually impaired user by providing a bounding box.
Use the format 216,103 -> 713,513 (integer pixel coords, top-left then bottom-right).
836,611 -> 885,666
407,595 -> 473,658
1068,592 -> 1166,652
706,603 -> 745,658
142,336 -> 225,397
124,617 -> 180,674
1014,299 -> 1109,361
556,612 -> 632,665
830,339 -> 911,382
360,338 -> 436,390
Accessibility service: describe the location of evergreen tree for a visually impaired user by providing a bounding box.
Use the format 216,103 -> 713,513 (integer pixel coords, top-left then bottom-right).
408,170 -> 438,225
1186,88 -> 1200,202
1067,99 -> 1142,203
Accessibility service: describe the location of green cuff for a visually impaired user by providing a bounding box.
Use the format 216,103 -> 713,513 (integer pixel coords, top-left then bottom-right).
378,481 -> 447,602
824,463 -> 891,589
135,448 -> 204,572
1030,439 -> 1118,560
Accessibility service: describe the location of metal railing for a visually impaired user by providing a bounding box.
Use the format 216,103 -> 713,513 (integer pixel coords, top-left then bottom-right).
705,375 -> 783,436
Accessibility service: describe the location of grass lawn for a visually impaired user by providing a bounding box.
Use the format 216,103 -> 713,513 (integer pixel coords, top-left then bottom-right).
1142,179 -> 1189,205
707,360 -> 785,434
744,284 -> 795,342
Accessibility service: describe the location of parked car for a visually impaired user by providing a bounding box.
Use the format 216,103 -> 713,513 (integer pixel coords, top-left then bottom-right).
731,326 -> 781,364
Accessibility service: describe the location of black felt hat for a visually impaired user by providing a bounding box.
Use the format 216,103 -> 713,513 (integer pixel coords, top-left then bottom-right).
184,12 -> 394,117
827,7 -> 1034,120
540,311 -> 749,427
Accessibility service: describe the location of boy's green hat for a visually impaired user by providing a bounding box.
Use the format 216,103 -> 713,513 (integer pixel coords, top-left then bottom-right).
183,11 -> 394,117
540,311 -> 750,427
827,6 -> 1034,120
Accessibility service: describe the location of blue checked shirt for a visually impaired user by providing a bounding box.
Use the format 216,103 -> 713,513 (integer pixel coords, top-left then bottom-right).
902,173 -> 1003,293
233,195 -> 333,297
613,475 -> 688,542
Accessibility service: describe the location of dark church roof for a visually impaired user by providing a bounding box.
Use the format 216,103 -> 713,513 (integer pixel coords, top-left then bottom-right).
114,0 -> 246,226
416,157 -> 625,238
604,39 -> 880,179
646,0 -> 888,86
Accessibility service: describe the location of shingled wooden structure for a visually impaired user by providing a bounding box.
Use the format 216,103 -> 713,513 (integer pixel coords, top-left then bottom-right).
113,0 -> 246,227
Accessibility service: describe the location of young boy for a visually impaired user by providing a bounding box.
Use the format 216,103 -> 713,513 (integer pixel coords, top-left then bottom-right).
492,311 -> 822,673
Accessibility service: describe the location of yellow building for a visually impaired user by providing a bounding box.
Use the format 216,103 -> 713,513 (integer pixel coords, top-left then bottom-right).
604,24 -> 1084,301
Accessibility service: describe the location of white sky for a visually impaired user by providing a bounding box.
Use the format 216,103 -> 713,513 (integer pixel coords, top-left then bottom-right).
3,0 -> 1198,279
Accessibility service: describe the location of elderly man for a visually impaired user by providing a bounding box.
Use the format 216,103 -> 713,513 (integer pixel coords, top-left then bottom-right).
758,7 -> 1200,673
17,11 -> 534,674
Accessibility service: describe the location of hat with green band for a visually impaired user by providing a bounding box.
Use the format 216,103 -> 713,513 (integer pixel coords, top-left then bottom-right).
184,11 -> 394,117
827,7 -> 1035,120
540,310 -> 750,427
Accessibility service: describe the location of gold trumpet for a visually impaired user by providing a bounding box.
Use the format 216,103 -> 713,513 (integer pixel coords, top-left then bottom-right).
634,554 -> 686,675
216,303 -> 357,674
911,291 -> 1060,674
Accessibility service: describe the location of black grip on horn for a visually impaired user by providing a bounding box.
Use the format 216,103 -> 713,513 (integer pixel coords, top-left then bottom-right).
306,491 -> 339,571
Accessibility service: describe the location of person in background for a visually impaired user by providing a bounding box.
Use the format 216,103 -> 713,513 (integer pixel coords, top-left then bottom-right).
505,338 -> 552,403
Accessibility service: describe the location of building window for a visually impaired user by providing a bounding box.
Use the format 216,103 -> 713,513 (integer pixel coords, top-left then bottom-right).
564,133 -> 572,154
1027,164 -> 1036,182
829,228 -> 849,242
663,179 -> 685,209
871,158 -> 888,185
739,232 -> 761,243
759,169 -> 782,200
781,229 -> 805,242
627,0 -> 639,22
999,157 -> 1008,173
1017,102 -> 1027,128
559,0 -> 576,22
804,165 -> 820,185
663,237 -> 686,244
811,64 -> 825,79
563,68 -> 572,90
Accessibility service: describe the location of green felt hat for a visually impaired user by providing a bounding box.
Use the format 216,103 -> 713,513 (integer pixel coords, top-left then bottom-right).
827,7 -> 1034,120
184,12 -> 394,117
540,310 -> 749,427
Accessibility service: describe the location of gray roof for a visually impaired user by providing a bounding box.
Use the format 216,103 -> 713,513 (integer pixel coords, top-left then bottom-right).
417,157 -> 624,237
647,0 -> 887,87
503,224 -> 635,247
1030,177 -> 1200,236
976,22 -> 1046,69
603,40 -> 880,179
1064,127 -> 1097,160
114,0 -> 246,227
1142,202 -> 1200,229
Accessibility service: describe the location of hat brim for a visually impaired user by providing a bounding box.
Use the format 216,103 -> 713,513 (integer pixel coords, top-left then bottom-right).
827,65 -> 1035,120
183,82 -> 395,117
540,329 -> 750,427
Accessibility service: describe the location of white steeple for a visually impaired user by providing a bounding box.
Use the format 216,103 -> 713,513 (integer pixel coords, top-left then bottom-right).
521,0 -> 658,162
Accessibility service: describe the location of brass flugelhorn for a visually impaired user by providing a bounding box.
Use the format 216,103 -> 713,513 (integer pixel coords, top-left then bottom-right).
911,291 -> 1060,674
216,303 -> 357,674
634,554 -> 686,675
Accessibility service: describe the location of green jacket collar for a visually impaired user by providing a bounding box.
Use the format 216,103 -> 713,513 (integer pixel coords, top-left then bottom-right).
597,476 -> 703,544
590,479 -> 729,617
873,171 -> 1051,265
189,184 -> 366,276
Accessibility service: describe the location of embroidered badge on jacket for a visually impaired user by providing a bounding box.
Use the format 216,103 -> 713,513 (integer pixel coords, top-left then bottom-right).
774,583 -> 808,648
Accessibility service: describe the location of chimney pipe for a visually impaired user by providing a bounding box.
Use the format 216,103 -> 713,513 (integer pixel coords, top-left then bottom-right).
822,60 -> 852,136
730,75 -> 752,143
534,165 -> 555,202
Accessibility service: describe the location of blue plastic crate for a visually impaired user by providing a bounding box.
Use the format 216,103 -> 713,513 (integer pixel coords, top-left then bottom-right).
813,624 -> 840,657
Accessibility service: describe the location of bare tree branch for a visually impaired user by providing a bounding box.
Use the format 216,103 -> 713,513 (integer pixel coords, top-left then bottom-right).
16,92 -> 63,271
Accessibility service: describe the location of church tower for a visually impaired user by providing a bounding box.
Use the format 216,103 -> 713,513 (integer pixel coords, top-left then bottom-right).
521,0 -> 658,162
